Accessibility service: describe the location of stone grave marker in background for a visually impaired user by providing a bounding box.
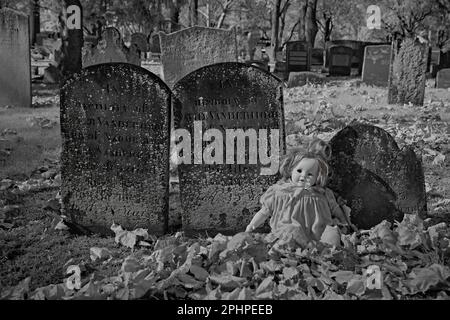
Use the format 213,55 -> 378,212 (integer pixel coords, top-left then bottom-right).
437,68 -> 450,89
60,63 -> 171,235
131,32 -> 149,58
149,33 -> 161,55
286,41 -> 311,74
329,123 -> 427,229
326,40 -> 366,75
388,38 -> 428,106
82,27 -> 139,67
173,62 -> 285,235
159,26 -> 238,88
430,47 -> 441,78
362,45 -> 391,87
329,46 -> 353,76
310,48 -> 324,68
0,8 -> 31,108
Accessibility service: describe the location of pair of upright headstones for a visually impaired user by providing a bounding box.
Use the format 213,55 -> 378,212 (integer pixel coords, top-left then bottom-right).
60,62 -> 284,235
61,61 -> 427,235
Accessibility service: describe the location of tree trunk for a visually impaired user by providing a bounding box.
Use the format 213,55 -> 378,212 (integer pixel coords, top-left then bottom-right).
323,14 -> 332,43
297,1 -> 306,41
269,0 -> 281,65
169,0 -> 180,32
31,0 -> 40,46
189,0 -> 198,27
305,0 -> 318,47
217,0 -> 234,29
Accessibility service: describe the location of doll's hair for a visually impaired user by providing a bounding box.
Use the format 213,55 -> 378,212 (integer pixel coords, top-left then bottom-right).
307,138 -> 332,161
279,149 -> 330,187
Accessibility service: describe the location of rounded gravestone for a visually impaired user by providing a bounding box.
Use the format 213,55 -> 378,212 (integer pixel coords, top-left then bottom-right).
329,123 -> 427,229
173,62 -> 285,235
60,63 -> 171,235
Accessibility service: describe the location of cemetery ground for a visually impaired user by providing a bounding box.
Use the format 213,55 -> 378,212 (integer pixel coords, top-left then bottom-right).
1,79 -> 450,300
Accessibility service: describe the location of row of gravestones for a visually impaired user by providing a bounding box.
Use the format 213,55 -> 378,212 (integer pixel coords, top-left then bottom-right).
286,40 -> 450,89
60,61 -> 427,236
286,41 -> 392,86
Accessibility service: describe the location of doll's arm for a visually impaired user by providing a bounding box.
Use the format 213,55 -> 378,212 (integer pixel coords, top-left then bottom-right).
246,208 -> 271,232
325,189 -> 351,225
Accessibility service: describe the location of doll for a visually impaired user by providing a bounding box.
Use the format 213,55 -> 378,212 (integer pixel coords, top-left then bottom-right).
245,140 -> 352,247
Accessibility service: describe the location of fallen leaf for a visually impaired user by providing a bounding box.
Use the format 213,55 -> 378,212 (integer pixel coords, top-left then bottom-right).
90,247 -> 112,262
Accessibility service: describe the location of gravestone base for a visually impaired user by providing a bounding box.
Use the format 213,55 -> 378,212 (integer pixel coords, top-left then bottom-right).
287,72 -> 326,88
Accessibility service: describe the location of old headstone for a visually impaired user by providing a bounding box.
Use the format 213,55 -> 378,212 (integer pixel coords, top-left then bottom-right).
159,26 -> 238,88
61,0 -> 83,77
172,62 -> 285,235
286,41 -> 311,74
60,63 -> 171,235
362,45 -> 392,87
82,27 -> 138,67
329,46 -> 353,76
310,48 -> 324,67
149,33 -> 161,54
437,69 -> 450,89
326,40 -> 366,74
130,32 -> 149,56
329,123 -> 427,229
388,38 -> 428,106
0,8 -> 31,108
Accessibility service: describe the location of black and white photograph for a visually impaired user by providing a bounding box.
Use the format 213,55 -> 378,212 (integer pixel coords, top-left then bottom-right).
1,0 -> 450,306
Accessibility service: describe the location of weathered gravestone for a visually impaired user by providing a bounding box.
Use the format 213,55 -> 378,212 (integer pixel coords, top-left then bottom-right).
130,32 -> 149,58
172,62 -> 285,235
311,48 -> 324,67
0,8 -> 31,108
437,69 -> 450,89
159,26 -> 238,88
60,63 -> 171,234
329,46 -> 353,76
82,27 -> 139,67
388,38 -> 428,106
286,41 -> 311,73
326,40 -> 366,74
362,45 -> 392,87
329,123 -> 427,229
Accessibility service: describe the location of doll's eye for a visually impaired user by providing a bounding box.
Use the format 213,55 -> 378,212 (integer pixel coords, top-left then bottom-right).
297,169 -> 302,173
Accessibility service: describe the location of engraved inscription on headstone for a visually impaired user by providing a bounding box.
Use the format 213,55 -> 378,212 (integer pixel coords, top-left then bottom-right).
362,45 -> 392,87
329,46 -> 353,76
60,63 -> 171,234
173,62 -> 285,235
437,68 -> 450,89
159,26 -> 238,88
0,8 -> 31,109
329,123 -> 427,229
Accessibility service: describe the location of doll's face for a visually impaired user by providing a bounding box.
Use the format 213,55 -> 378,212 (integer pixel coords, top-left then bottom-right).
291,158 -> 319,188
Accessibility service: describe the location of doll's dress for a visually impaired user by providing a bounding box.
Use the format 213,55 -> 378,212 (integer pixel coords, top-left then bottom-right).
259,180 -> 341,244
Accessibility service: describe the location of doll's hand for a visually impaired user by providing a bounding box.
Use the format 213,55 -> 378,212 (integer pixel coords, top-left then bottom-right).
337,196 -> 347,207
245,224 -> 255,233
